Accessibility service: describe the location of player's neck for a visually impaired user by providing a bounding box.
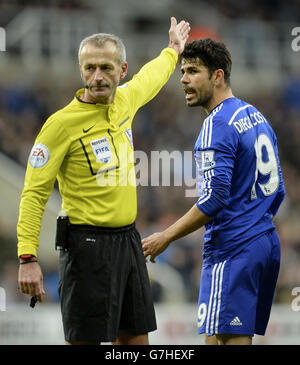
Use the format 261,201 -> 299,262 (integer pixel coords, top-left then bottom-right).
204,88 -> 234,115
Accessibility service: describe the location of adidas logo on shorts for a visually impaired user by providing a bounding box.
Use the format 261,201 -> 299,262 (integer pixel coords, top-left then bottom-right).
230,316 -> 243,326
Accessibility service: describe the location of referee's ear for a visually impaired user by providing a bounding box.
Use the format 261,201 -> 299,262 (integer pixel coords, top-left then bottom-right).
120,61 -> 128,81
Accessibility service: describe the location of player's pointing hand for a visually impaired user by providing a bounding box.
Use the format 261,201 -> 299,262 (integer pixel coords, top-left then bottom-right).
142,232 -> 171,263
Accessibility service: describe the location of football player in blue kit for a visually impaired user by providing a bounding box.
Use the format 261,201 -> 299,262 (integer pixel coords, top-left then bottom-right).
142,38 -> 285,345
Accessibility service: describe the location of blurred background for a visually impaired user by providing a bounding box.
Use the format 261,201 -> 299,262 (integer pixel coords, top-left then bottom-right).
0,0 -> 299,344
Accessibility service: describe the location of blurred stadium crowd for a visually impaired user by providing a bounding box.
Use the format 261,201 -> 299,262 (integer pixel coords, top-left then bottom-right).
1,0 -> 300,21
0,0 -> 299,307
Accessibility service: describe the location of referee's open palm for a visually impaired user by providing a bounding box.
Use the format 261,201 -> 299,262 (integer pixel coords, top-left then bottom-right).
168,17 -> 190,55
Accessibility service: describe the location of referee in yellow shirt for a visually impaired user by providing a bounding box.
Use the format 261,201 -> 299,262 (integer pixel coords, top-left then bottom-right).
17,18 -> 190,345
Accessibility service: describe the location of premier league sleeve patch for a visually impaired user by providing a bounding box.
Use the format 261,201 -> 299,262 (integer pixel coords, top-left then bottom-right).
201,150 -> 216,171
29,143 -> 50,168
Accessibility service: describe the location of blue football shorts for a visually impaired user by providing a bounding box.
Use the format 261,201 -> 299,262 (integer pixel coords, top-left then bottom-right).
197,229 -> 281,336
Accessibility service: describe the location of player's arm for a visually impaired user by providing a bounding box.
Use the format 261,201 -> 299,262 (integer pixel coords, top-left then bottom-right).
142,204 -> 211,263
142,119 -> 239,262
125,17 -> 190,113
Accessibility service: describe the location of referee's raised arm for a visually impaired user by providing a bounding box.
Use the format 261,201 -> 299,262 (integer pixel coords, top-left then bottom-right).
125,17 -> 190,115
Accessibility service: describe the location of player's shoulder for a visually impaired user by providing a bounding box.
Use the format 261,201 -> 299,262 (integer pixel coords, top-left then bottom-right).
212,97 -> 255,126
205,98 -> 252,146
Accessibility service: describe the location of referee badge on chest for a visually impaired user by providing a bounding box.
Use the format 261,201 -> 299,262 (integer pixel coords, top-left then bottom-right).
90,137 -> 112,163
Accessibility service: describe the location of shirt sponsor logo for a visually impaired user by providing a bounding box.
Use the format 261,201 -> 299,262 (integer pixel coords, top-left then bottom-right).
201,150 -> 216,171
90,137 -> 112,163
29,143 -> 50,168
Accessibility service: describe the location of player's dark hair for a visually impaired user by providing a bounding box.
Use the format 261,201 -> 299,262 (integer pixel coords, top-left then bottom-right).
181,38 -> 232,86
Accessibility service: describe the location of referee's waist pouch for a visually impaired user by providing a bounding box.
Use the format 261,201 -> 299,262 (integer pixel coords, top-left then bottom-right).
55,214 -> 70,251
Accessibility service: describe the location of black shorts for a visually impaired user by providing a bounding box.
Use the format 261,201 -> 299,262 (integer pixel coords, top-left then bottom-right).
58,222 -> 157,342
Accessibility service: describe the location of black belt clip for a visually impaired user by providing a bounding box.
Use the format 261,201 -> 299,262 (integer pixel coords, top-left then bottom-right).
55,210 -> 70,251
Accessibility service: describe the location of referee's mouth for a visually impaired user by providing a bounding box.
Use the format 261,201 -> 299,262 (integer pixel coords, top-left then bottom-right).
92,84 -> 109,91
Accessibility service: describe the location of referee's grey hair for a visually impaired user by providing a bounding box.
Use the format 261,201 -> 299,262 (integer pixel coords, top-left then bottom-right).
78,33 -> 126,66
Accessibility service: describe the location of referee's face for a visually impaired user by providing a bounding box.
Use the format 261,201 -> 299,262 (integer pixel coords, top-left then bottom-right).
180,58 -> 214,108
80,41 -> 128,104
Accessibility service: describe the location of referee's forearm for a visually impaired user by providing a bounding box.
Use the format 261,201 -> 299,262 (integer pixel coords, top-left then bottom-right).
164,204 -> 211,244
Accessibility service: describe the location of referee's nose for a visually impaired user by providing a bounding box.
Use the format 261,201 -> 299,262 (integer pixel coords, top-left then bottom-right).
93,67 -> 105,83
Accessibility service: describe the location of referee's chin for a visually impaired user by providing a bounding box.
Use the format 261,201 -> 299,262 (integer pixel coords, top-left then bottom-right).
88,91 -> 111,105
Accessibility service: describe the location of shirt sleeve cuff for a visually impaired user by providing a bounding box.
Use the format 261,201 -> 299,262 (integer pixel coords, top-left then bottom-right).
17,244 -> 38,258
196,194 -> 224,217
162,47 -> 179,62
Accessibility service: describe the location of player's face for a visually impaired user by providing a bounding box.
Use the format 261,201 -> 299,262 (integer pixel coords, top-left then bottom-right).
180,58 -> 214,108
80,41 -> 127,104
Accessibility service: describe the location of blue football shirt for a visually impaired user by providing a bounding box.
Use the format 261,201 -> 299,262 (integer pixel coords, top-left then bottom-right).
194,97 -> 285,259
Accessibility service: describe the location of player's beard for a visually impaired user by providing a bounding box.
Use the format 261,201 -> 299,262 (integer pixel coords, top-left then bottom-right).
186,80 -> 214,108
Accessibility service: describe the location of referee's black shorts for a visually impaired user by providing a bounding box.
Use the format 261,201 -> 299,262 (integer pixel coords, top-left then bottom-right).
58,222 -> 157,343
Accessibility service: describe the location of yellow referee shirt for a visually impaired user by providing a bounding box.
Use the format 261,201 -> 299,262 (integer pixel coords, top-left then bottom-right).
17,47 -> 178,257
